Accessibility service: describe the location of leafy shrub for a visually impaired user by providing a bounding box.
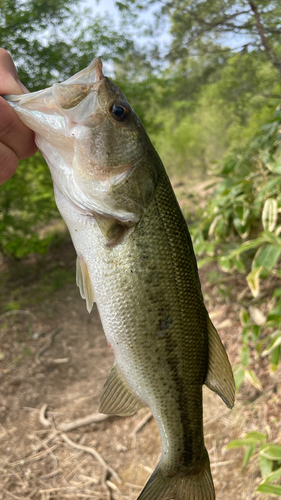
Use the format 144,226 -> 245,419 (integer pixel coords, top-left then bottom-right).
227,432 -> 281,496
192,104 -> 281,376
0,153 -> 60,260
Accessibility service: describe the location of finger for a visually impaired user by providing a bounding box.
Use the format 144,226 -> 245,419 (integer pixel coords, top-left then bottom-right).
0,49 -> 37,167
0,48 -> 28,94
0,97 -> 37,160
0,142 -> 18,183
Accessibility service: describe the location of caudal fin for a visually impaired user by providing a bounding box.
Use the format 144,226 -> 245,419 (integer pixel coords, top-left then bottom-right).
136,457 -> 215,500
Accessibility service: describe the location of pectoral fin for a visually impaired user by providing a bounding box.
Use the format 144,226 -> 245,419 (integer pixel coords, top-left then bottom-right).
205,313 -> 235,409
99,364 -> 143,416
94,213 -> 126,246
76,256 -> 95,313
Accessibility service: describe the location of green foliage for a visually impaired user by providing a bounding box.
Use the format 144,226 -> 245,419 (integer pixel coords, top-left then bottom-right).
122,50 -> 280,177
115,0 -> 281,178
0,154 -> 60,259
0,0 -> 134,91
227,432 -> 281,496
233,304 -> 263,390
192,105 -> 281,375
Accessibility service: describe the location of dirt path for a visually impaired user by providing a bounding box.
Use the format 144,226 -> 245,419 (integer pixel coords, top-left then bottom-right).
0,237 -> 280,500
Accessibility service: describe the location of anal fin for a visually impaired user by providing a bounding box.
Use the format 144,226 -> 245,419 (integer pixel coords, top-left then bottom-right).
76,256 -> 95,313
205,313 -> 235,409
99,364 -> 143,417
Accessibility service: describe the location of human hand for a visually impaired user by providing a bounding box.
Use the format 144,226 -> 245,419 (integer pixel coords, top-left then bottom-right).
0,49 -> 37,184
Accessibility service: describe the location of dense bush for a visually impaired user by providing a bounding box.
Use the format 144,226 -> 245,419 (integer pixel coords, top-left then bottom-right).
0,154 -> 59,259
192,104 -> 281,378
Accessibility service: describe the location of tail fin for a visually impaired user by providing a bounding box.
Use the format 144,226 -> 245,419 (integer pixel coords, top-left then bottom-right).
137,457 -> 215,500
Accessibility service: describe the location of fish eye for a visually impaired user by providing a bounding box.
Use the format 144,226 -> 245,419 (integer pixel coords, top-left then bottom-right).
109,101 -> 130,122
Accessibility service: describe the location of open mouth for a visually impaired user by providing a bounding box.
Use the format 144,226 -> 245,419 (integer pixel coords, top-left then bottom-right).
3,57 -> 104,115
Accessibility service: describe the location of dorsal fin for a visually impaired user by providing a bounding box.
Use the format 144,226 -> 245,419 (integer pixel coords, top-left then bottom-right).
99,364 -> 143,417
76,256 -> 95,313
205,313 -> 235,409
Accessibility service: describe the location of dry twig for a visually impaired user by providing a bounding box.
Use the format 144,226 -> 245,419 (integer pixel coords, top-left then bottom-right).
51,494 -> 100,499
204,410 -> 230,427
130,411 -> 152,437
3,490 -> 26,500
35,327 -> 62,363
40,469 -> 61,480
59,413 -> 111,432
102,469 -> 113,500
8,445 -> 58,467
39,404 -> 51,428
65,457 -> 87,481
106,479 -> 121,494
0,310 -> 35,321
33,430 -> 57,452
29,489 -> 38,498
210,460 -> 236,468
125,482 -> 142,490
61,433 -> 122,485
79,475 -> 98,485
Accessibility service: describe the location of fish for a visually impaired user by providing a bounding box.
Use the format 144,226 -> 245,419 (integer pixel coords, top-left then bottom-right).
4,58 -> 235,500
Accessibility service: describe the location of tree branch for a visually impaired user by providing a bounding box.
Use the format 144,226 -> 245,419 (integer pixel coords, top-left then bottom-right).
188,9 -> 252,30
248,0 -> 281,78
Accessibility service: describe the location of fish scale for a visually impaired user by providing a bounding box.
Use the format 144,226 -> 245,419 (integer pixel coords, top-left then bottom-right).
4,57 -> 235,500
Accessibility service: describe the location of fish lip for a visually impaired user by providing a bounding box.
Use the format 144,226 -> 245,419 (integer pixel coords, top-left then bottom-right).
61,58 -> 105,85
3,86 -> 52,105
3,58 -> 105,107
93,59 -> 104,82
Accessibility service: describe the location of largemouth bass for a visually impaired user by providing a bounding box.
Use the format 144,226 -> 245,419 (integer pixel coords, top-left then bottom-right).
4,58 -> 235,500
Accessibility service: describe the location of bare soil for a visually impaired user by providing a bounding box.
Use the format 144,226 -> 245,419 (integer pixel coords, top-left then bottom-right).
0,227 -> 280,500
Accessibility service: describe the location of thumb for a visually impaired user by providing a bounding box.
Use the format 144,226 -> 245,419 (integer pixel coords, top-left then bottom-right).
0,48 -> 29,95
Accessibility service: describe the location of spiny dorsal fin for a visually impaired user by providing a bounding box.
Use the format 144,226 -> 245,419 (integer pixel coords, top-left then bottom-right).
205,313 -> 235,409
76,256 -> 95,313
99,364 -> 143,417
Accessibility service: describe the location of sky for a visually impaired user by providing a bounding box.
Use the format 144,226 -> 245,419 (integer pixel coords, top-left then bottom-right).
84,0 -> 172,57
87,0 -> 116,14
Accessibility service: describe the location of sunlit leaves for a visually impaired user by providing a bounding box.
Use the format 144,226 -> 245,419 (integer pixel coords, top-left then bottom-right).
191,106 -> 281,386
257,484 -> 281,496
246,267 -> 263,298
244,369 -> 262,391
262,198 -> 278,231
260,445 -> 281,462
227,433 -> 281,496
233,366 -> 246,391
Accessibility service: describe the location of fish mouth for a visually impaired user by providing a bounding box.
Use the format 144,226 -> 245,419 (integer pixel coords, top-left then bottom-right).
3,58 -> 104,112
3,58 -> 106,144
